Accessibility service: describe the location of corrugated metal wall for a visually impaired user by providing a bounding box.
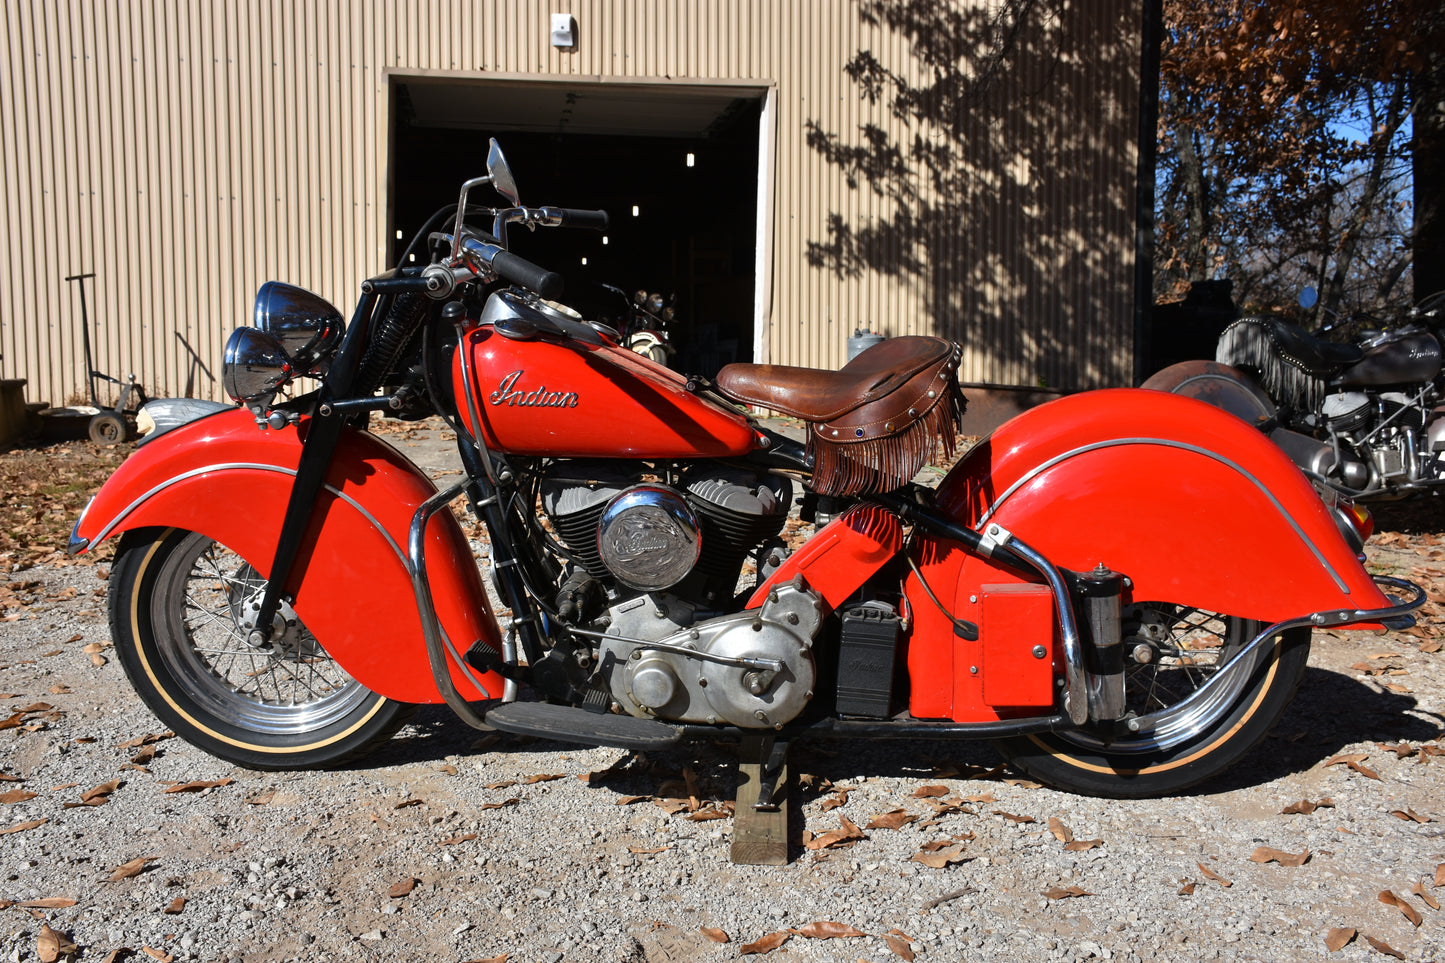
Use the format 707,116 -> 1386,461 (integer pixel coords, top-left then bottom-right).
0,0 -> 1139,407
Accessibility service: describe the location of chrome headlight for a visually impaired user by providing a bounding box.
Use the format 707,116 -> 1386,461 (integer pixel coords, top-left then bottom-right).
223,327 -> 293,405
253,281 -> 344,376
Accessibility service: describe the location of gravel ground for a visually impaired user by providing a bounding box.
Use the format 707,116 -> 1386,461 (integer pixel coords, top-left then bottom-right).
1,431 -> 1443,963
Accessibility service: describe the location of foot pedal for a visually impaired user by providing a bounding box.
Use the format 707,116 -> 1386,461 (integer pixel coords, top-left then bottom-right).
484,702 -> 681,750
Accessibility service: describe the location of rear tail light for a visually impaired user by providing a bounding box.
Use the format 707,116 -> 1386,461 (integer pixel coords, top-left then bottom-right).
1333,498 -> 1374,553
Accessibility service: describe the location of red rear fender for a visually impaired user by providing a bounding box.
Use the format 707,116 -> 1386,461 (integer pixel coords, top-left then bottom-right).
905,388 -> 1388,720
73,408 -> 501,704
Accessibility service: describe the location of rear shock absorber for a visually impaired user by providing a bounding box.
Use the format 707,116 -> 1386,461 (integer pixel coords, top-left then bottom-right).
1074,565 -> 1125,722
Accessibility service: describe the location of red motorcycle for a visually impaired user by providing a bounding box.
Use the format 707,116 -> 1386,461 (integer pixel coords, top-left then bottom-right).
71,142 -> 1421,799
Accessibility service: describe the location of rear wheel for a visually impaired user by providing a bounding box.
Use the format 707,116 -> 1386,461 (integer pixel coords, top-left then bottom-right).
995,602 -> 1310,797
109,527 -> 415,769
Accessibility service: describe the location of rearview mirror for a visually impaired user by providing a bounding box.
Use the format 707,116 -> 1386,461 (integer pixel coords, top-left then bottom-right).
487,138 -> 520,206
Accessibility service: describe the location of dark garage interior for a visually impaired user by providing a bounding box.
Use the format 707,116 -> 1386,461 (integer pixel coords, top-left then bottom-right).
390,78 -> 764,374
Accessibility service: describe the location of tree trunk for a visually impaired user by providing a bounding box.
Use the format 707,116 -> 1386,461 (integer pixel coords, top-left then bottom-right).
1414,44 -> 1445,300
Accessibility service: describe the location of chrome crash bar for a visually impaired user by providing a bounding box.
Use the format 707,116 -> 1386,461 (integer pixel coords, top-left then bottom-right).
1123,574 -> 1426,736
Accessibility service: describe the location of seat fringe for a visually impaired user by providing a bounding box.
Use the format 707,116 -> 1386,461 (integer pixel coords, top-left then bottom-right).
806,375 -> 966,497
1216,317 -> 1326,413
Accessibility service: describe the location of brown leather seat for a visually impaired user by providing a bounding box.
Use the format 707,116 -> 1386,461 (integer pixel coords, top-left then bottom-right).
715,336 -> 955,423
716,336 -> 965,496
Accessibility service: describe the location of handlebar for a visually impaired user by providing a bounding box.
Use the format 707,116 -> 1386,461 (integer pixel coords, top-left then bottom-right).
537,206 -> 609,231
490,250 -> 564,299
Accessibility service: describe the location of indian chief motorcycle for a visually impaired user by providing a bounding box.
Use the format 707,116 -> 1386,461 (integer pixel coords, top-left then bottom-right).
71,142 -> 1422,801
1145,290 -> 1445,501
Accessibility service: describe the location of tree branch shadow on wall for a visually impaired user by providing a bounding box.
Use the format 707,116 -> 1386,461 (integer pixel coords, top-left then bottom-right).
804,0 -> 1139,390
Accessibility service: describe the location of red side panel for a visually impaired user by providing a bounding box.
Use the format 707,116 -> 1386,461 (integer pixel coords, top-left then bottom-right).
905,388 -> 1388,721
746,504 -> 903,610
980,584 -> 1056,707
453,325 -> 758,458
75,408 -> 502,704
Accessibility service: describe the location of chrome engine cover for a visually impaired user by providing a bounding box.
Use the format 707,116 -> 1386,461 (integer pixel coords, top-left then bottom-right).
596,485 -> 701,591
598,579 -> 822,728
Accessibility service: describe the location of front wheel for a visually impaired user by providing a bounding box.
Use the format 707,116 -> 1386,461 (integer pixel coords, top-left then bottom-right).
994,603 -> 1310,797
109,527 -> 416,770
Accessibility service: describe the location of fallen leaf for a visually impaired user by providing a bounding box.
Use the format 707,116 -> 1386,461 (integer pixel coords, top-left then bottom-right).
524,773 -> 566,784
36,922 -> 78,963
820,790 -> 850,811
867,809 -> 919,831
1197,862 -> 1232,887
478,798 -> 520,811
1043,885 -> 1092,899
1413,881 -> 1440,910
911,844 -> 968,868
1325,927 -> 1356,951
163,897 -> 186,914
108,856 -> 155,881
992,810 -> 1035,825
686,807 -> 731,822
436,764 -> 457,775
393,798 -> 424,809
1178,880 -> 1196,895
1364,934 -> 1405,959
913,785 -> 950,798
700,927 -> 729,943
129,746 -> 156,766
1065,838 -> 1104,852
1249,847 -> 1311,867
1437,863 -> 1445,887
614,795 -> 649,806
245,791 -> 275,806
484,780 -> 516,790
884,933 -> 916,960
0,789 -> 38,804
388,877 -> 418,898
1048,817 -> 1072,842
1389,807 -> 1432,824
81,779 -> 122,803
441,833 -> 478,846
0,818 -> 47,834
739,931 -> 790,955
162,778 -> 231,794
1324,753 -> 1381,780
790,921 -> 866,939
1281,798 -> 1334,815
1379,890 -> 1423,926
653,798 -> 690,815
20,898 -> 79,909
116,732 -> 174,749
804,814 -> 866,851
141,948 -> 173,962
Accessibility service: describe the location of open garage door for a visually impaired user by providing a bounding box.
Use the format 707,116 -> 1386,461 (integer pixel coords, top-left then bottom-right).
389,76 -> 770,373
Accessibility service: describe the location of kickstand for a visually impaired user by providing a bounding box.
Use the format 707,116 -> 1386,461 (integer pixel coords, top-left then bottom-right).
730,732 -> 790,866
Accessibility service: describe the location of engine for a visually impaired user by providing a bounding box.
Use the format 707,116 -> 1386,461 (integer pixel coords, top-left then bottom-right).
1321,390 -> 1434,489
540,460 -> 793,609
538,460 -> 811,726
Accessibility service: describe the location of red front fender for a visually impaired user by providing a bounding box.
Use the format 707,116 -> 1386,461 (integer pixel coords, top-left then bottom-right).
906,388 -> 1388,720
73,408 -> 502,703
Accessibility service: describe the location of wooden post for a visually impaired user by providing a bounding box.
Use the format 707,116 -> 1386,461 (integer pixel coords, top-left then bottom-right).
730,733 -> 789,866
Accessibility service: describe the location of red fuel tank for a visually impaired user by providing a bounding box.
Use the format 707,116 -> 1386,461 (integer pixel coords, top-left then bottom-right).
452,323 -> 759,458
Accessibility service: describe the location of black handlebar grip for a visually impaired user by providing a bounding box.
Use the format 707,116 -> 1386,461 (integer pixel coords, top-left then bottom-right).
554,208 -> 610,231
490,250 -> 565,300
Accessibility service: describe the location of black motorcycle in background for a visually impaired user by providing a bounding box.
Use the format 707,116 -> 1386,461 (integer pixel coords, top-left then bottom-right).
1144,289 -> 1445,500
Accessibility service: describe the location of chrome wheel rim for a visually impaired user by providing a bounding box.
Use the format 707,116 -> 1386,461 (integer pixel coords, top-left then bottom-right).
1057,603 -> 1269,755
150,532 -> 372,735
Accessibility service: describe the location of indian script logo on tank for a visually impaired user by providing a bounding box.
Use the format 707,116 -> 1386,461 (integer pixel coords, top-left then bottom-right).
489,370 -> 579,408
